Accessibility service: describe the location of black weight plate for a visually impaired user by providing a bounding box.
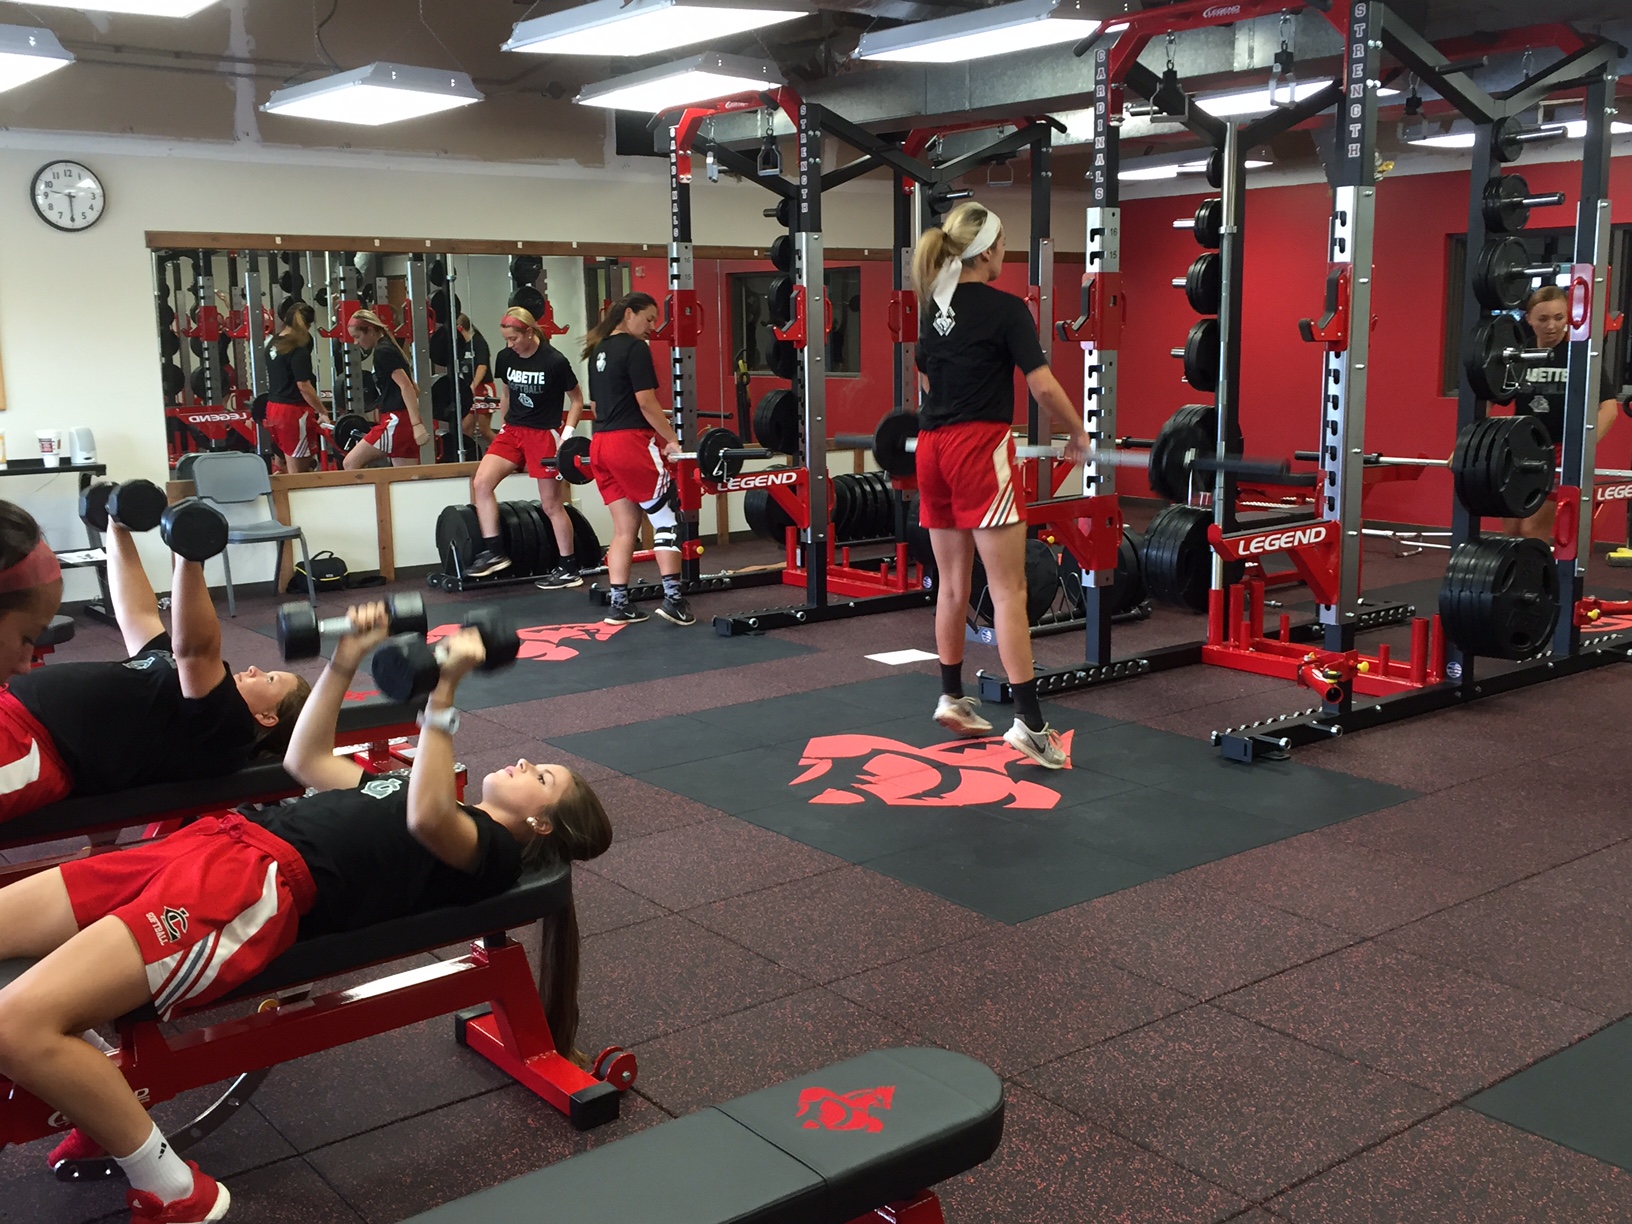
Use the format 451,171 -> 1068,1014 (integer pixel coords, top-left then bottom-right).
510,255 -> 543,286
428,258 -> 447,287
529,502 -> 565,574
849,472 -> 875,539
1112,527 -> 1147,615
514,500 -> 546,575
753,389 -> 800,454
768,338 -> 798,380
1491,116 -> 1524,164
905,496 -> 935,587
872,412 -> 920,479
1439,535 -> 1557,659
157,301 -> 177,329
969,539 -> 1058,627
509,285 -> 546,317
1465,314 -> 1527,404
333,414 -> 369,453
162,362 -> 185,398
1473,236 -> 1532,311
768,275 -> 795,328
159,329 -> 180,359
435,504 -> 479,575
697,427 -> 744,481
1057,548 -> 1085,613
769,234 -> 794,273
1182,318 -> 1220,392
744,488 -> 796,542
498,502 -> 524,569
1148,404 -> 1216,503
1483,173 -> 1533,234
563,503 -> 602,571
1141,503 -> 1213,612
866,473 -> 889,537
1205,148 -> 1224,190
831,474 -> 854,538
1184,252 -> 1222,315
1193,198 -> 1223,249
428,327 -> 454,368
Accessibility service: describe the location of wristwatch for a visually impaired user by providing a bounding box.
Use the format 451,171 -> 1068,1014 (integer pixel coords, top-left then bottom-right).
417,705 -> 461,736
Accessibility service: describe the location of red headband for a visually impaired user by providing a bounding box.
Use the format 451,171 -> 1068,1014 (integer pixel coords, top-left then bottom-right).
502,313 -> 539,332
0,538 -> 60,594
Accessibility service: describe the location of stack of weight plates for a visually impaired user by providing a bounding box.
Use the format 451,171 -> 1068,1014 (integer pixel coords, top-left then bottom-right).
1438,535 -> 1557,659
435,502 -> 602,579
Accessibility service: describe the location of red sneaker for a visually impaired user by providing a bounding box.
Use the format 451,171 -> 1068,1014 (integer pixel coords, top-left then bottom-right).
127,1163 -> 230,1223
47,1127 -> 106,1169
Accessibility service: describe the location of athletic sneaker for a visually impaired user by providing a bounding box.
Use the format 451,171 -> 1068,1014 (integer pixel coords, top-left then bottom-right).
128,1163 -> 230,1223
48,1127 -> 104,1169
466,549 -> 511,578
1004,717 -> 1069,769
934,694 -> 993,738
603,603 -> 649,626
534,565 -> 583,590
655,595 -> 696,626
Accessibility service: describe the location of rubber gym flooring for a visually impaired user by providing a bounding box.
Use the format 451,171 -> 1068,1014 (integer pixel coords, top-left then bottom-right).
13,519 -> 1632,1222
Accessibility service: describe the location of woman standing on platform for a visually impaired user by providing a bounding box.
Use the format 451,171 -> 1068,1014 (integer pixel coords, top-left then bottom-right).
912,200 -> 1091,769
343,309 -> 429,470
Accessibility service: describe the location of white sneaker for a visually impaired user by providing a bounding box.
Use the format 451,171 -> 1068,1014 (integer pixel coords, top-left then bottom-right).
1004,718 -> 1068,769
934,694 -> 993,738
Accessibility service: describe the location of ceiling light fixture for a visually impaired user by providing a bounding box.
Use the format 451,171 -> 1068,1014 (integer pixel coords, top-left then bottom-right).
21,0 -> 216,14
576,53 -> 782,113
0,25 -> 73,93
1196,79 -> 1335,117
263,62 -> 482,126
855,0 -> 1100,64
506,0 -> 809,59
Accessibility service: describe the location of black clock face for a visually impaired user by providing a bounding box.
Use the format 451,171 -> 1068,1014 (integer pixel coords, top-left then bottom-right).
32,161 -> 105,232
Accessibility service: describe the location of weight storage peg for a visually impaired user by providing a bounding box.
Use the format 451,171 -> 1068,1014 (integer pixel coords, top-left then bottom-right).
1464,314 -> 1551,404
1172,253 -> 1221,315
1473,237 -> 1563,311
370,610 -> 522,703
277,594 -> 428,662
1482,174 -> 1566,234
80,480 -> 168,534
1171,198 -> 1222,249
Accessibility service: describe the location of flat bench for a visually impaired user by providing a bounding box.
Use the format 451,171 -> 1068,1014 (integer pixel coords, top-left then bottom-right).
404,1047 -> 1003,1224
0,852 -> 631,1177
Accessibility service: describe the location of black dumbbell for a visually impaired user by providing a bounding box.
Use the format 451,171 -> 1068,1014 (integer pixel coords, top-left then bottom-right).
276,593 -> 428,661
80,480 -> 169,534
370,609 -> 521,703
160,498 -> 230,562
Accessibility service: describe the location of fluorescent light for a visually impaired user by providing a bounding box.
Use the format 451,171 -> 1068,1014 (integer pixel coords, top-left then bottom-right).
1559,119 -> 1632,137
1408,121 -> 1475,149
21,0 -> 215,13
576,52 -> 781,113
0,25 -> 72,92
1195,79 -> 1335,117
1176,157 -> 1272,172
1120,163 -> 1181,181
263,62 -> 482,126
855,0 -> 1099,64
506,0 -> 808,58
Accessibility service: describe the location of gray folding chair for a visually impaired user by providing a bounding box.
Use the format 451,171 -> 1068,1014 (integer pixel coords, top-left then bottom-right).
189,452 -> 317,616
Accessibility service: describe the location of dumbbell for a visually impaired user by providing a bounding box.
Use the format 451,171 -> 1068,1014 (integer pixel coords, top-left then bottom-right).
370,609 -> 521,702
276,593 -> 428,661
80,480 -> 169,534
159,498 -> 230,562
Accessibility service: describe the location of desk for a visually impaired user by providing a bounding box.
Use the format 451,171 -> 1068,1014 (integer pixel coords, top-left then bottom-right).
0,460 -> 113,626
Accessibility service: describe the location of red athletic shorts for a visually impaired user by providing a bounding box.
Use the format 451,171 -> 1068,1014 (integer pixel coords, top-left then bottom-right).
265,401 -> 318,460
591,429 -> 671,510
915,420 -> 1021,531
0,690 -> 72,821
59,814 -> 316,1020
487,422 -> 562,481
363,410 -> 422,460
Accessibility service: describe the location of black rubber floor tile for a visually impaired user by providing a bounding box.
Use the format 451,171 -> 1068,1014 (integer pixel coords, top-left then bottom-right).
1154,760 -> 1415,834
1268,1107 -> 1632,1222
634,746 -> 808,815
689,689 -> 908,744
815,672 -> 949,717
1467,1015 -> 1632,1171
735,800 -> 1013,865
552,712 -> 782,774
1219,942 -> 1605,1097
571,868 -> 670,936
577,914 -> 808,1047
689,864 -> 1000,982
1025,875 -> 1354,1000
209,1155 -> 366,1223
1027,787 -> 1295,874
306,1084 -> 667,1224
582,817 -> 842,910
581,773 -> 726,842
1023,1006 -> 1448,1201
628,987 -> 913,1117
830,925 -> 1190,1076
936,1085 -> 1251,1224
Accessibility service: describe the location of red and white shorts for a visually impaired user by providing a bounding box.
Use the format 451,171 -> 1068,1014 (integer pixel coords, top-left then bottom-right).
591,429 -> 671,512
265,401 -> 318,459
363,410 -> 422,460
486,422 -> 562,481
915,420 -> 1020,531
0,690 -> 72,822
60,814 -> 316,1020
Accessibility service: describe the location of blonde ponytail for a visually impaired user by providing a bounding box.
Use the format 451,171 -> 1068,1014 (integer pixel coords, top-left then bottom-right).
350,308 -> 411,364
912,201 -> 994,300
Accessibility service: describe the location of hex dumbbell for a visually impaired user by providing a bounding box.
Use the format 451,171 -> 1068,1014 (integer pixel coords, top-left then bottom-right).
80,480 -> 169,534
159,499 -> 229,562
370,609 -> 521,703
276,593 -> 428,662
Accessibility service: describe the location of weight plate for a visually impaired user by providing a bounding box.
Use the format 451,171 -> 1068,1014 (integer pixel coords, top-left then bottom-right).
510,255 -> 543,286
498,503 -> 524,571
1182,317 -> 1220,392
1465,314 -> 1527,404
1438,535 -> 1557,659
428,327 -> 454,368
969,539 -> 1058,627
1491,116 -> 1524,164
562,503 -> 602,571
1140,503 -> 1213,612
1184,252 -> 1222,315
436,504 -> 478,575
1482,173 -> 1533,234
744,488 -> 796,543
1473,236 -> 1532,311
872,412 -> 920,479
532,502 -> 566,574
508,285 -> 546,316
157,300 -> 177,329
1193,198 -> 1223,249
768,338 -> 797,381
161,362 -> 185,398
768,275 -> 795,329
697,427 -> 744,481
1451,415 -> 1555,518
1148,404 -> 1217,503
1112,527 -> 1147,615
333,414 -> 370,453
831,474 -> 855,538
753,389 -> 800,455
1057,548 -> 1085,613
769,234 -> 794,273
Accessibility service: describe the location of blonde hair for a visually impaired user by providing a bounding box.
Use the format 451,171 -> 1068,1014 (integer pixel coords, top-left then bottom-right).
273,301 -> 315,356
912,201 -> 998,302
349,308 -> 411,364
1525,285 -> 1568,315
500,307 -> 545,343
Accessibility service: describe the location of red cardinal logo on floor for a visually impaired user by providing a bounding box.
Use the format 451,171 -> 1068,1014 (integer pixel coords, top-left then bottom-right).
427,620 -> 628,662
790,732 -> 1072,809
795,1085 -> 895,1132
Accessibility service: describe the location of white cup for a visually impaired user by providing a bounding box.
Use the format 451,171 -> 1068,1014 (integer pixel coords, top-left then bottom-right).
36,430 -> 62,467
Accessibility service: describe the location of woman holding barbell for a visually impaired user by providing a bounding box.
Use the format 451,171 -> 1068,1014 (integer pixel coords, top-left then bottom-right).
343,308 -> 430,470
912,200 -> 1091,770
467,307 -> 586,588
0,603 -> 612,1224
582,292 -> 692,628
263,301 -> 328,474
1503,285 -> 1621,540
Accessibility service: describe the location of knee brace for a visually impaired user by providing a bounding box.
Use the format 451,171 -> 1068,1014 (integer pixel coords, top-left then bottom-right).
648,503 -> 680,554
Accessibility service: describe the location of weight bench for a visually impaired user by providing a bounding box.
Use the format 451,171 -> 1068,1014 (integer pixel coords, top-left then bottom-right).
0,854 -> 632,1180
403,1047 -> 1003,1224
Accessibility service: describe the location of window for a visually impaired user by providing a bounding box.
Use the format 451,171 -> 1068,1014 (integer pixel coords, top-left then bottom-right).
732,268 -> 862,376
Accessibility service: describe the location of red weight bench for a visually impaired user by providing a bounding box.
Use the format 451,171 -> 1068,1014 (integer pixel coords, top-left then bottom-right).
402,1047 -> 1003,1224
0,854 -> 630,1183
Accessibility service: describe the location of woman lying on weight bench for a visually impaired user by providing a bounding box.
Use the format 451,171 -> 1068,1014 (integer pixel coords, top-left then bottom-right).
0,603 -> 612,1224
0,516 -> 311,820
0,501 -> 66,682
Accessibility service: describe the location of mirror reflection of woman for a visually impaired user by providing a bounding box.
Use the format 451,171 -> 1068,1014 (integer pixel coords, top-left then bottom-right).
263,302 -> 328,474
343,309 -> 429,470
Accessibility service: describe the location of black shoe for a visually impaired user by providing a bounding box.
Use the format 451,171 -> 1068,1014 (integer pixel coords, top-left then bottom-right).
603,603 -> 649,625
655,595 -> 696,626
467,550 -> 511,578
534,565 -> 583,590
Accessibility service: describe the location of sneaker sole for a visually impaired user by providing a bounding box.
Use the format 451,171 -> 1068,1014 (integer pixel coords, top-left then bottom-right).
603,613 -> 648,625
535,577 -> 584,590
934,710 -> 993,738
1003,730 -> 1068,770
654,609 -> 696,626
467,562 -> 512,578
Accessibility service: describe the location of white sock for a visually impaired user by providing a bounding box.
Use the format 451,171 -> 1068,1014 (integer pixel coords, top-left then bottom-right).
114,1122 -> 194,1203
81,1029 -> 115,1055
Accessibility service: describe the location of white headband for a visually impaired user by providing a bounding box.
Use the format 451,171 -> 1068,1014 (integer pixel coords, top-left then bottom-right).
931,208 -> 1002,315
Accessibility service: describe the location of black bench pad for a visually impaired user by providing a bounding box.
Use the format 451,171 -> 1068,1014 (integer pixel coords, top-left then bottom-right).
402,1047 -> 1004,1224
38,616 -> 74,649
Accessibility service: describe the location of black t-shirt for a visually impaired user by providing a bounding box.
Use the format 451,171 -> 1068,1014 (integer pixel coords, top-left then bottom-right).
1513,339 -> 1622,446
459,330 -> 492,386
915,282 -> 1047,430
369,341 -> 410,417
11,633 -> 259,795
589,333 -> 660,432
252,772 -> 523,937
494,342 -> 578,432
266,338 -> 315,408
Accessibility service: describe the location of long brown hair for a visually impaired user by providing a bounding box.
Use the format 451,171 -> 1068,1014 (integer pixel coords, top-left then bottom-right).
1524,284 -> 1567,315
274,301 -> 315,356
0,501 -> 49,617
523,769 -> 613,1057
253,675 -> 313,758
350,308 -> 411,365
580,292 -> 658,361
912,200 -> 996,302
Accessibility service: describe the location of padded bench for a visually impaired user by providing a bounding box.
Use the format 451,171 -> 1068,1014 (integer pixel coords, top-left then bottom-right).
404,1047 -> 1003,1224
